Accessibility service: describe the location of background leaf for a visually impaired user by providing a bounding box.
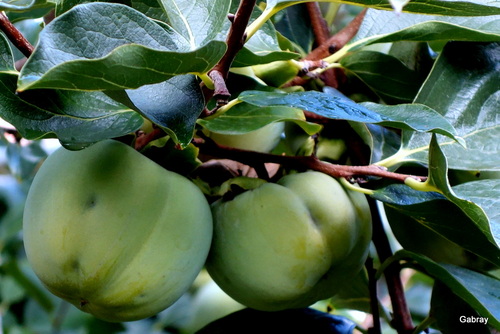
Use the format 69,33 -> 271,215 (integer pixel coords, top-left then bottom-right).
17,3 -> 226,91
340,50 -> 423,103
266,0 -> 500,16
390,251 -> 500,329
380,42 -> 500,170
0,73 -> 143,148
0,33 -> 15,71
350,9 -> 500,50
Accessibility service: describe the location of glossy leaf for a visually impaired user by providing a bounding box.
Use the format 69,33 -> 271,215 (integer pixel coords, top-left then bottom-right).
379,42 -> 500,170
239,90 -> 461,142
198,102 -> 318,135
350,9 -> 500,50
0,33 -> 15,72
265,0 -> 500,16
109,75 -> 204,147
389,251 -> 500,328
0,73 -> 143,148
156,0 -> 230,48
17,3 -> 226,91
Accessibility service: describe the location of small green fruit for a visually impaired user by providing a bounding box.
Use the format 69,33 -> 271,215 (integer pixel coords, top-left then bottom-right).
251,60 -> 302,87
206,171 -> 372,311
205,122 -> 285,153
23,140 -> 213,322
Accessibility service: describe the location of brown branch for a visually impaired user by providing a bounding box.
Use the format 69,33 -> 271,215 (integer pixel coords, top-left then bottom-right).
194,138 -> 426,184
286,9 -> 367,88
306,2 -> 329,45
369,198 -> 415,334
0,11 -> 34,58
207,0 -> 257,103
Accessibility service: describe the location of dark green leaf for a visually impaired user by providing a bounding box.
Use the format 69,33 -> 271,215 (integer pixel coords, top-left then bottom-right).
18,3 -> 226,91
375,184 -> 500,268
340,51 -> 422,103
273,4 -> 314,55
431,281 -> 492,334
266,1 -> 500,16
390,251 -> 500,328
351,9 -> 500,50
239,90 -> 460,141
0,33 -> 15,71
0,73 -> 143,148
109,75 -> 204,148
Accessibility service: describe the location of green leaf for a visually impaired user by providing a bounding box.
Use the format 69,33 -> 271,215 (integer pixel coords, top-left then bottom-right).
0,73 -> 143,148
379,42 -> 500,170
374,183 -> 500,268
273,4 -> 314,55
239,90 -> 461,142
108,75 -> 204,148
233,5 -> 299,67
265,0 -> 500,16
431,281 -> 492,334
17,3 -> 226,91
350,9 -> 500,51
340,51 -> 422,103
0,33 -> 15,72
156,0 -> 230,48
389,251 -> 500,328
453,180 -> 500,242
198,102 -> 313,134
0,0 -> 40,11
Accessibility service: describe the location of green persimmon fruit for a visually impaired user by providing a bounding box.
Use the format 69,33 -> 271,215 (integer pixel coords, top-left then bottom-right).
206,171 -> 372,311
251,60 -> 302,87
23,140 -> 213,322
206,122 -> 285,153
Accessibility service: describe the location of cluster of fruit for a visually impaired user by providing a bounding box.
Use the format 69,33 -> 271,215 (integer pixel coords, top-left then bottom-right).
22,138 -> 372,323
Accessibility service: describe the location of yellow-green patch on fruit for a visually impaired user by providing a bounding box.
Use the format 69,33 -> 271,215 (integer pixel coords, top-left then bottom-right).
23,140 -> 213,322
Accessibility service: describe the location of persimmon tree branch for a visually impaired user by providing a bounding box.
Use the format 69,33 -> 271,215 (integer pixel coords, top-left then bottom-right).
207,0 -> 257,104
286,9 -> 366,88
0,11 -> 34,57
194,137 -> 426,185
369,199 -> 415,334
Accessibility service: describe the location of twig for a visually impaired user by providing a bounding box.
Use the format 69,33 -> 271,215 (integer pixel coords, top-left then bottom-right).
369,199 -> 415,334
207,0 -> 257,104
366,257 -> 382,334
306,2 -> 330,45
286,9 -> 366,87
194,137 -> 426,184
0,11 -> 34,57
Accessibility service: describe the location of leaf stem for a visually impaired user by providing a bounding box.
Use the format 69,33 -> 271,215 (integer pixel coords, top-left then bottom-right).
0,11 -> 34,58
